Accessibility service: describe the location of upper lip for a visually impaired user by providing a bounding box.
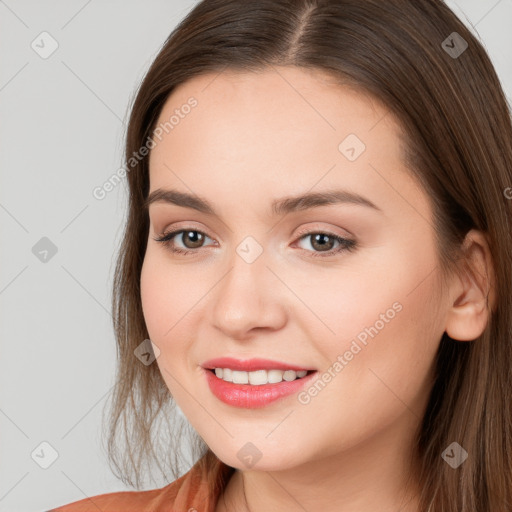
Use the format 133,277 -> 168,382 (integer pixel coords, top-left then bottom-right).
201,357 -> 314,372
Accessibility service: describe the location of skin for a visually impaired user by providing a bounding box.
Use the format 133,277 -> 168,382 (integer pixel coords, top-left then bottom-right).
140,66 -> 494,512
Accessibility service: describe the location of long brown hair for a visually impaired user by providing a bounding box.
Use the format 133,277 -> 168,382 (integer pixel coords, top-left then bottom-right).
103,1 -> 512,510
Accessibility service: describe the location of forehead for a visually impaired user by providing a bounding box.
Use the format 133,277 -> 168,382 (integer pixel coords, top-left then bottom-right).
147,66 -> 428,220
151,67 -> 393,155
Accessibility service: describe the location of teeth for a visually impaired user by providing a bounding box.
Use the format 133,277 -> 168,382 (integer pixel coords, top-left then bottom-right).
268,369 -> 285,384
232,370 -> 249,384
212,368 -> 308,385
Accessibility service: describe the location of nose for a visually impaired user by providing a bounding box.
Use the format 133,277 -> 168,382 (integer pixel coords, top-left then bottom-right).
211,250 -> 287,340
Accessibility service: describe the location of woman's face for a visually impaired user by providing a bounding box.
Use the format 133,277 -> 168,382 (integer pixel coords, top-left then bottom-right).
140,66 -> 449,471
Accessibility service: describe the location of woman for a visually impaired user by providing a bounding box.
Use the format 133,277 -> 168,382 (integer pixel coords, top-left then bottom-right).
49,0 -> 512,511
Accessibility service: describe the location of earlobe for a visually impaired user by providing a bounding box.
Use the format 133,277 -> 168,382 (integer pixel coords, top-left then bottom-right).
444,230 -> 496,342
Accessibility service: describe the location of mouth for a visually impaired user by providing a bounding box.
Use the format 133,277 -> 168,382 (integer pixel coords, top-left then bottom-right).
206,367 -> 316,385
203,366 -> 319,408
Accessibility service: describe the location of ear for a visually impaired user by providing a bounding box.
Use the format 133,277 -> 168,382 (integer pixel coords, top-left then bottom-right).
444,229 -> 496,342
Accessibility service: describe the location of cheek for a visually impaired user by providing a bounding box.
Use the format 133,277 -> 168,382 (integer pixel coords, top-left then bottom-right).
140,249 -> 201,339
140,255 -> 169,338
140,249 -> 212,395
299,241 -> 443,429
140,253 -> 189,397
282,239 -> 435,346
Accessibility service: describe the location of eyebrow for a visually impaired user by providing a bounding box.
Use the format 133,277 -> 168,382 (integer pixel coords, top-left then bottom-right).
144,188 -> 382,216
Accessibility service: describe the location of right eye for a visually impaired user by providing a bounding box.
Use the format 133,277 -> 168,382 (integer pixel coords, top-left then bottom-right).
153,228 -> 216,255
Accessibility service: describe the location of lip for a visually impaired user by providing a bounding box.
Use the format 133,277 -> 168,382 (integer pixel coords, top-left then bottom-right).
202,367 -> 318,409
201,357 -> 314,372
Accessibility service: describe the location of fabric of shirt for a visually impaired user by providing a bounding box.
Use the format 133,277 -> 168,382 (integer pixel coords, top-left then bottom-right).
47,450 -> 235,512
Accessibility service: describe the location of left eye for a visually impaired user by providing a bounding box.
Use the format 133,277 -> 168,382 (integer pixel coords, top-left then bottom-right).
295,232 -> 356,258
153,229 -> 356,258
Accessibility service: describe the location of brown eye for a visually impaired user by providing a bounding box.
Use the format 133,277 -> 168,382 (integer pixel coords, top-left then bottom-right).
180,230 -> 205,249
295,231 -> 357,258
309,233 -> 336,252
153,228 -> 215,255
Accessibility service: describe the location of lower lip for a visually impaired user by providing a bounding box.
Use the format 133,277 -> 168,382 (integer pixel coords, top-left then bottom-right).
203,368 -> 318,409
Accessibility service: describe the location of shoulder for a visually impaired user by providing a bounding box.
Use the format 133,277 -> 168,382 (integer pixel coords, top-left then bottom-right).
47,451 -> 235,512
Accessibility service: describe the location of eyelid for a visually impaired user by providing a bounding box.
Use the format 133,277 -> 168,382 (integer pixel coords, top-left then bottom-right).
154,227 -> 217,248
155,222 -> 350,242
293,222 -> 353,240
155,221 -> 217,241
154,222 -> 356,257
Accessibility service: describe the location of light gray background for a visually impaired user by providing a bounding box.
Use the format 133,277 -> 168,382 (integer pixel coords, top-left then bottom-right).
0,1 -> 511,511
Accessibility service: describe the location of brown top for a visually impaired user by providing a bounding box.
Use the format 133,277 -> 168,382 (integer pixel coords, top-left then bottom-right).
48,450 -> 235,512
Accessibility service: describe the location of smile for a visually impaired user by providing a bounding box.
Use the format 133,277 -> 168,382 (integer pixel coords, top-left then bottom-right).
203,367 -> 318,409
211,368 -> 310,385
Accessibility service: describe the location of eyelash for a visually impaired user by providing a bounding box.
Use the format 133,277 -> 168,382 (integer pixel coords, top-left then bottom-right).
152,228 -> 357,258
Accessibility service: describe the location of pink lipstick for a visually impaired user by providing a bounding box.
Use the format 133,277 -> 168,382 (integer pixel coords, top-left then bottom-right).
201,357 -> 317,408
